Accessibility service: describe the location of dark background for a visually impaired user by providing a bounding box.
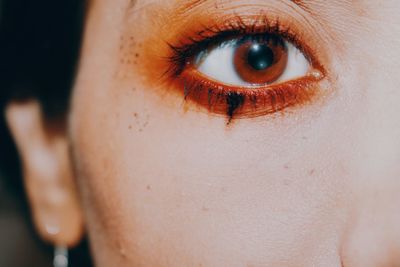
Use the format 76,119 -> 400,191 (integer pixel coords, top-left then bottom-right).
0,0 -> 92,266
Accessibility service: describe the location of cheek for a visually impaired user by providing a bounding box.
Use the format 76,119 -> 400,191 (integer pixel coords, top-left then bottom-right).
69,70 -> 356,266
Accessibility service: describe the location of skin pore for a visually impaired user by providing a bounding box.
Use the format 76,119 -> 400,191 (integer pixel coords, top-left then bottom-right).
5,0 -> 400,266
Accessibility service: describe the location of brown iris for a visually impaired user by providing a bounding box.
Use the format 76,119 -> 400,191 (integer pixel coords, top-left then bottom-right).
233,36 -> 288,84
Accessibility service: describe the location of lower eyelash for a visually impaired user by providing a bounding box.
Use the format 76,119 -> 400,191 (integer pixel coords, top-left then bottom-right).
179,68 -> 321,122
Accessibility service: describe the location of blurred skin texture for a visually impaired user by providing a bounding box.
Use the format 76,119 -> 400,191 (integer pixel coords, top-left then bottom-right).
5,0 -> 400,266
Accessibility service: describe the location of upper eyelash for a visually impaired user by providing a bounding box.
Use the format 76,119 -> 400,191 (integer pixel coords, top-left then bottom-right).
164,14 -> 318,79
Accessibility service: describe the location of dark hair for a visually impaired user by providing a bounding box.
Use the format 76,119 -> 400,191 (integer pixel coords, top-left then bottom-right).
0,0 -> 92,266
0,0 -> 86,116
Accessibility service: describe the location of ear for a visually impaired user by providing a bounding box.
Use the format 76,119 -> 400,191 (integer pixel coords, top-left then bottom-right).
5,99 -> 84,247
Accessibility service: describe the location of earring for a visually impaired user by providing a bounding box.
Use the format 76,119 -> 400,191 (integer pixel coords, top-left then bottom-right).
53,246 -> 69,267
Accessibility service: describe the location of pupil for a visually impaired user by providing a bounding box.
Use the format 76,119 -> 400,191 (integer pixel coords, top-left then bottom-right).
246,43 -> 274,71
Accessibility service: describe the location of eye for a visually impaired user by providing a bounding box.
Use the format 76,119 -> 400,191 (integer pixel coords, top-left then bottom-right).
196,34 -> 309,87
165,17 -> 325,121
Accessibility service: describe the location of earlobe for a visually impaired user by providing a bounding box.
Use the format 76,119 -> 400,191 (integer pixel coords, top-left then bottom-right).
5,99 -> 84,247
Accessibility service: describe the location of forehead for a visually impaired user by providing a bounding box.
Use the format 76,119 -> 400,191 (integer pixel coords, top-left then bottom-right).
127,0 -> 358,13
120,0 -> 393,32
88,0 -> 400,29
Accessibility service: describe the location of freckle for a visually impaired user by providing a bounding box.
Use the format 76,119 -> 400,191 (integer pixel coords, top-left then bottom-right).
202,207 -> 209,212
127,59 -> 131,64
283,164 -> 289,170
139,128 -> 143,132
132,87 -> 136,91
133,112 -> 138,118
128,125 -> 132,130
146,185 -> 151,191
135,53 -> 139,58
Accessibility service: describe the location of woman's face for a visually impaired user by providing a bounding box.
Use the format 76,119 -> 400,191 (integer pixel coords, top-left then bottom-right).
7,0 -> 400,266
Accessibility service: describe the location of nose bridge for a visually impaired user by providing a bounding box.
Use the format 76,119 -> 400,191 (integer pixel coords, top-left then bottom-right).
348,14 -> 400,178
362,65 -> 400,176
350,57 -> 400,194
338,22 -> 400,264
339,85 -> 400,266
